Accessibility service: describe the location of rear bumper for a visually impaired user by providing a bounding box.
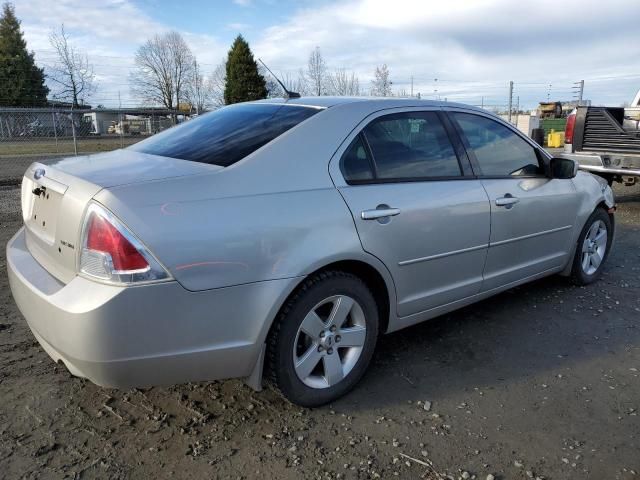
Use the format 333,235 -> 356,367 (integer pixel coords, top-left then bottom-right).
562,152 -> 640,177
7,227 -> 297,389
578,164 -> 640,177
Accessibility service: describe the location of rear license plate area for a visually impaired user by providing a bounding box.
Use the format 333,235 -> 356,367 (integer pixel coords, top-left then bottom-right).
24,179 -> 68,245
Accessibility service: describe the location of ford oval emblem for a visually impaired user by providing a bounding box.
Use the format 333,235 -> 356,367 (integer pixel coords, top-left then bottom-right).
34,168 -> 45,180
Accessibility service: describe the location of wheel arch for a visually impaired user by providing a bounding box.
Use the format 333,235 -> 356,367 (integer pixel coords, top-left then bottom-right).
306,259 -> 393,335
559,200 -> 614,277
244,256 -> 396,391
272,256 -> 395,340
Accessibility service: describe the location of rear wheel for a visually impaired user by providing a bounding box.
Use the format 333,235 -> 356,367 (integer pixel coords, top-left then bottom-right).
570,208 -> 612,285
267,271 -> 379,407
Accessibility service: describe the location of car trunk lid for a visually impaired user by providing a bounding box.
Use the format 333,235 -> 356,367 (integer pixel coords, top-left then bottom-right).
44,149 -> 219,187
21,151 -> 220,284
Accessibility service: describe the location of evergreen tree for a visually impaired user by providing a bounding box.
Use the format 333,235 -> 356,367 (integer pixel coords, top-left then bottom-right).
0,3 -> 48,106
224,35 -> 266,105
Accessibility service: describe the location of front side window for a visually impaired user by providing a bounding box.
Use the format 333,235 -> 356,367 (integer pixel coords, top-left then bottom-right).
363,112 -> 462,180
129,103 -> 321,167
452,112 -> 543,177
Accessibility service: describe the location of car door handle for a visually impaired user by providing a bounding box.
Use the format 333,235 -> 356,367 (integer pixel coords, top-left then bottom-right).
495,195 -> 520,208
361,207 -> 401,220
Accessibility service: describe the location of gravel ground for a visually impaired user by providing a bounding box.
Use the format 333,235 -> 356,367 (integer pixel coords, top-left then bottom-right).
0,155 -> 57,186
0,183 -> 639,480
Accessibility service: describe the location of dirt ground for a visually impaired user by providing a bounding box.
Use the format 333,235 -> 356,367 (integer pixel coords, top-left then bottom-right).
0,183 -> 638,480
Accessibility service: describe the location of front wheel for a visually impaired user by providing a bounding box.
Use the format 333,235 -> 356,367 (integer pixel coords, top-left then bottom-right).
267,271 -> 379,407
570,208 -> 613,285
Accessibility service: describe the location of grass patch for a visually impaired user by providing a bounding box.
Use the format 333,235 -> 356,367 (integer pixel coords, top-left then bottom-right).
0,137 -> 143,156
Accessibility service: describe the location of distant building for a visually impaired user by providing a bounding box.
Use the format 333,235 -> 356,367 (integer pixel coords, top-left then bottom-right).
83,108 -> 177,135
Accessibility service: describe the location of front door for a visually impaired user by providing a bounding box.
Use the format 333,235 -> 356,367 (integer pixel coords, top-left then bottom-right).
334,110 -> 491,317
450,111 -> 581,291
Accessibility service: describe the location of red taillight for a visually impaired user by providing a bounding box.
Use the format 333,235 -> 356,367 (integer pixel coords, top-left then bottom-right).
565,112 -> 576,144
86,214 -> 148,271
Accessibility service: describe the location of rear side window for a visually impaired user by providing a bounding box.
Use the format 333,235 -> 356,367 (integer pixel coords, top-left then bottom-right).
129,103 -> 320,167
342,135 -> 375,182
362,112 -> 461,181
452,112 -> 543,177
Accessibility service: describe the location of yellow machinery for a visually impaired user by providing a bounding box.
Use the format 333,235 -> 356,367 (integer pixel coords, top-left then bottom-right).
547,129 -> 565,148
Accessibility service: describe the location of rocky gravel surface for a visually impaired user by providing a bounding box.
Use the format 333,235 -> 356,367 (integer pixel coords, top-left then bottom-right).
0,155 -> 61,186
0,184 -> 639,480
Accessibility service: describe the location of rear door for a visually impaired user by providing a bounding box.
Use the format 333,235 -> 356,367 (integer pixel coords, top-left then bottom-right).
331,109 -> 491,317
449,110 -> 580,291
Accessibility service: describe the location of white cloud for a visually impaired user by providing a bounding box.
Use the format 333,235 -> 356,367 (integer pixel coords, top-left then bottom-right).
10,0 -> 640,107
253,0 -> 640,106
227,22 -> 250,31
16,0 -> 165,50
13,0 -> 227,106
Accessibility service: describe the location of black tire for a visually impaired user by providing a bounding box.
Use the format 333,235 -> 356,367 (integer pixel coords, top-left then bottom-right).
267,270 -> 379,407
595,173 -> 615,187
570,208 -> 613,285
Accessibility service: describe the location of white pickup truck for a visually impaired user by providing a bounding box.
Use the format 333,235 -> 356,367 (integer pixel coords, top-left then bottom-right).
563,89 -> 640,185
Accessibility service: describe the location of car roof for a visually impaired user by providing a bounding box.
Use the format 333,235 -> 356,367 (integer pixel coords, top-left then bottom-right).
253,96 -> 482,112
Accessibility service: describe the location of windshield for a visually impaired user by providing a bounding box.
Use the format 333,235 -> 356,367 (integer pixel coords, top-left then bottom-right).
129,103 -> 321,167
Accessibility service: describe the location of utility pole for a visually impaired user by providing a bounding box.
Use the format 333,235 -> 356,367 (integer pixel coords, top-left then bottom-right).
508,81 -> 514,123
410,76 -> 414,98
573,80 -> 585,105
194,59 -> 200,115
118,91 -> 124,149
70,102 -> 77,156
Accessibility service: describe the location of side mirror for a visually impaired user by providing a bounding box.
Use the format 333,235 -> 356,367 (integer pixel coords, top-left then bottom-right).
549,157 -> 578,179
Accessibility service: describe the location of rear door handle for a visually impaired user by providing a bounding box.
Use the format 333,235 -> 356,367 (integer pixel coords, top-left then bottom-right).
495,195 -> 519,208
361,207 -> 401,220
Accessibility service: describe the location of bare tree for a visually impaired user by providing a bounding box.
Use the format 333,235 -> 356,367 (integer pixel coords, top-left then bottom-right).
327,68 -> 360,96
185,59 -> 208,113
186,60 -> 227,112
286,70 -> 311,96
130,31 -> 194,109
370,64 -> 392,97
258,67 -> 310,98
206,62 -> 226,109
259,64 -> 281,99
306,47 -> 327,96
48,25 -> 96,107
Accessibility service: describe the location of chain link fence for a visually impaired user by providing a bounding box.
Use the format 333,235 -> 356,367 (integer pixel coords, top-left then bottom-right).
0,107 -> 184,183
0,101 -> 546,184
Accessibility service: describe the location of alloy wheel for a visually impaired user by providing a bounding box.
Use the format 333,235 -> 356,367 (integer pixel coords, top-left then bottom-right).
581,219 -> 608,276
292,295 -> 367,389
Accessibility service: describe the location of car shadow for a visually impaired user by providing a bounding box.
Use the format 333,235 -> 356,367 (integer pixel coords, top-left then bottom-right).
331,219 -> 639,412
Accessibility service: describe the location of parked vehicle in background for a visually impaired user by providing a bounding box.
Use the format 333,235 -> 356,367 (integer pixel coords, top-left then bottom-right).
107,120 -> 144,135
563,89 -> 640,185
7,98 -> 616,407
538,101 -> 563,118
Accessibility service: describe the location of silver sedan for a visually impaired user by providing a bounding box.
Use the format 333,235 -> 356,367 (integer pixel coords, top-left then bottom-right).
7,98 -> 615,406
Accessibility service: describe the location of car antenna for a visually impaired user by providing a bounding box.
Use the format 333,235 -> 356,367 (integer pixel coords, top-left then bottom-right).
258,58 -> 301,99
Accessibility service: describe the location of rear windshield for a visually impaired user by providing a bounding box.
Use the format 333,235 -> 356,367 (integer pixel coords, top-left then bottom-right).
129,103 -> 321,167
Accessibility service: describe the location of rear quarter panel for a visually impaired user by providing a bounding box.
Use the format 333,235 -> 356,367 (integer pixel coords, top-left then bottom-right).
97,186 -> 367,291
93,102 -> 399,292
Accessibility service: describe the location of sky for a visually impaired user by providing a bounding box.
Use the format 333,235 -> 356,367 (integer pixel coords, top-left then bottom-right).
11,0 -> 640,109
